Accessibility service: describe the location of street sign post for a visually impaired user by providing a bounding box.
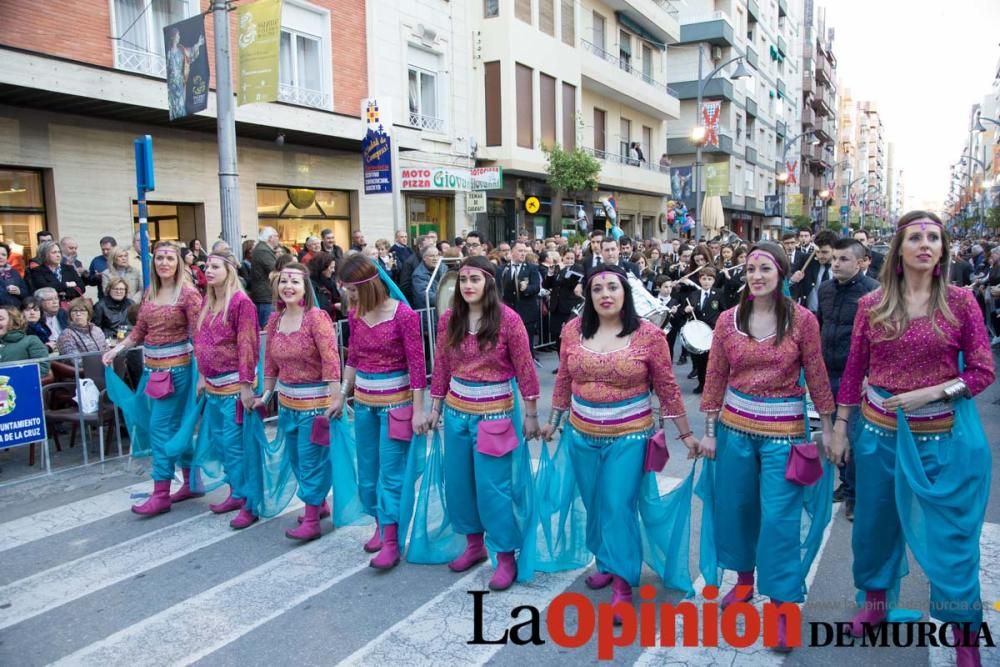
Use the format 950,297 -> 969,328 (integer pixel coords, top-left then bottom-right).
133,135 -> 155,289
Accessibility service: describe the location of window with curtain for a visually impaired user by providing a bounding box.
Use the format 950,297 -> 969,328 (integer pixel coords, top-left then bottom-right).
620,117 -> 631,158
594,108 -> 606,152
561,82 -> 576,149
561,0 -> 574,46
539,0 -> 554,35
408,67 -> 440,130
515,0 -> 532,24
485,61 -> 502,146
540,74 -> 556,146
113,0 -> 189,76
279,29 -> 327,108
592,12 -> 605,51
642,126 -> 652,160
641,44 -> 653,81
516,63 -> 534,148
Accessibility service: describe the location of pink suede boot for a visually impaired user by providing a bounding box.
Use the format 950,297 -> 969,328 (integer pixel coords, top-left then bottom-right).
586,572 -> 613,590
850,590 -> 887,637
489,552 -> 517,591
285,504 -> 321,541
722,570 -> 755,608
610,575 -> 633,626
297,499 -> 331,524
209,487 -> 242,514
448,533 -> 488,572
169,467 -> 205,503
369,524 -> 400,570
953,626 -> 982,667
229,501 -> 258,529
364,521 -> 383,553
132,480 -> 172,516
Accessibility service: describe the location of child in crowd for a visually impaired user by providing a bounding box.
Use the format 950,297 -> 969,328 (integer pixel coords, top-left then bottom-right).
683,267 -> 722,394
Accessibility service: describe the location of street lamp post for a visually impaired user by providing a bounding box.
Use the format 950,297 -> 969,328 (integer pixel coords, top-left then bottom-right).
961,151 -> 988,229
691,44 -> 752,242
846,176 -> 865,229
777,130 -> 818,238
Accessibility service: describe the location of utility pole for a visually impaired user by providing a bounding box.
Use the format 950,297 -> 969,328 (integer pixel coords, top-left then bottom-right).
213,0 -> 243,259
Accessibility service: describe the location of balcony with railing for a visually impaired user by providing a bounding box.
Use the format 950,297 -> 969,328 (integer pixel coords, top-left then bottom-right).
746,45 -> 758,70
776,120 -> 786,138
278,84 -> 330,110
675,12 -> 736,46
746,145 -> 758,165
777,35 -> 787,57
580,146 -> 672,194
802,76 -> 814,96
408,112 -> 446,132
580,38 -> 680,119
115,45 -> 166,78
802,105 -> 816,127
745,96 -> 758,118
581,146 -> 671,173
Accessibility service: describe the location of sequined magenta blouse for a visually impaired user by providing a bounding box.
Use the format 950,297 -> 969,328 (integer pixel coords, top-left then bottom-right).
430,306 -> 540,399
837,286 -> 995,405
701,304 -> 836,414
263,308 -> 341,384
551,318 -> 686,418
193,291 -> 260,384
129,286 -> 202,347
346,301 -> 427,389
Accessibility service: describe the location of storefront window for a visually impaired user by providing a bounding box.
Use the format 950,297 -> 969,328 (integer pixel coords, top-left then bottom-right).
131,201 -> 203,244
0,169 -> 46,261
257,186 -> 351,252
405,195 -> 451,241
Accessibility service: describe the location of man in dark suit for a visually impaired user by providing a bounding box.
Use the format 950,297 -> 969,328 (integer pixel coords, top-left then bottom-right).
586,238 -> 640,279
683,267 -> 722,393
791,228 -> 815,270
544,249 -> 584,372
501,241 -> 541,355
790,230 -> 837,312
581,229 -> 604,275
853,229 -> 883,279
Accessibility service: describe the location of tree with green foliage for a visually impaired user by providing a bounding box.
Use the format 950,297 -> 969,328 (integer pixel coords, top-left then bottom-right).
543,144 -> 602,235
986,206 -> 1000,230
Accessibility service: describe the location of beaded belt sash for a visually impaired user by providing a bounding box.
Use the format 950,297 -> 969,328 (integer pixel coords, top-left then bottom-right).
862,385 -> 953,434
720,388 -> 805,439
276,380 -> 331,411
570,393 -> 653,438
446,377 -> 514,414
205,371 -> 242,396
143,340 -> 193,370
355,369 -> 412,407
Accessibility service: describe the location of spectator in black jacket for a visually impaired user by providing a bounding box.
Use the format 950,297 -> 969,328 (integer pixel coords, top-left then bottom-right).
789,230 -> 837,312
390,229 -> 413,265
28,241 -> 84,304
398,235 -> 434,304
816,238 -> 879,520
0,243 -> 28,307
248,227 -> 280,324
308,252 -> 341,322
544,249 -> 583,360
853,229 -> 883,278
92,277 -> 134,339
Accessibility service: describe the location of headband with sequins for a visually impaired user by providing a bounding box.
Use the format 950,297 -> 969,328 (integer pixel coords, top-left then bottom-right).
279,268 -> 308,279
208,253 -> 238,268
747,250 -> 785,275
896,217 -> 942,232
340,272 -> 379,286
459,266 -> 495,281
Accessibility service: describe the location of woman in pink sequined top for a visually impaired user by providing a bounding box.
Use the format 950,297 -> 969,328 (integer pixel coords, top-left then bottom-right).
830,211 -> 995,663
253,262 -> 343,542
338,254 -> 427,570
192,250 -> 260,530
541,263 -> 698,615
696,241 -> 834,652
425,256 -> 540,592
103,241 -> 204,516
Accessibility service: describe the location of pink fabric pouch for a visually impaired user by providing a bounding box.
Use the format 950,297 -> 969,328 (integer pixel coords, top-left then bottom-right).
388,405 -> 414,441
643,430 -> 669,473
785,443 -> 823,486
144,371 -> 174,399
475,418 -> 519,457
310,415 -> 331,447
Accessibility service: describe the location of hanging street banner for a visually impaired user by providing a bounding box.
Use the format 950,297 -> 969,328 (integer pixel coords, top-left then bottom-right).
786,193 -> 804,217
670,166 -> 695,209
400,166 -> 504,192
705,161 -> 730,197
701,101 -> 722,147
362,97 -> 394,194
993,145 -> 1000,175
163,15 -> 209,121
764,194 -> 780,217
237,0 -> 283,106
0,363 -> 46,450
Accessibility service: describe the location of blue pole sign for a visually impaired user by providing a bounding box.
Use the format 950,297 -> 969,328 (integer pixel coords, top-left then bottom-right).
134,135 -> 156,289
0,363 -> 46,449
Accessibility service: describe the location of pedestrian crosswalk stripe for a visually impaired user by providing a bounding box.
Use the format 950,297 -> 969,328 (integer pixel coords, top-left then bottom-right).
928,522 -> 1000,667
340,565 -> 583,666
0,481 -> 166,554
50,524 -> 371,667
0,502 -> 301,631
631,496 -> 837,666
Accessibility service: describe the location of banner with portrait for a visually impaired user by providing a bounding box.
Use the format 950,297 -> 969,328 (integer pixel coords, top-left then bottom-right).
669,166 -> 695,209
163,15 -> 209,121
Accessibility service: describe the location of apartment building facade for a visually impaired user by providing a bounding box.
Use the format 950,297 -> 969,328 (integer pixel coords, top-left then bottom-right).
0,0 -> 435,261
856,100 -> 888,230
798,0 -> 836,228
667,0 -> 803,242
469,0 -> 682,244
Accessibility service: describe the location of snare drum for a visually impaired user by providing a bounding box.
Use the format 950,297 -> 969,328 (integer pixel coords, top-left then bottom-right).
679,321 -> 713,355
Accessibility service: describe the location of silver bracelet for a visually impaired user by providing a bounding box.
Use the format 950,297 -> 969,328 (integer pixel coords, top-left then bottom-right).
705,415 -> 717,438
261,390 -> 272,404
943,380 -> 968,401
548,409 -> 566,427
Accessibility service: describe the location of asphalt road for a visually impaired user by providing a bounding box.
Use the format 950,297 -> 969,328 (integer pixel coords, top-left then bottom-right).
0,348 -> 997,666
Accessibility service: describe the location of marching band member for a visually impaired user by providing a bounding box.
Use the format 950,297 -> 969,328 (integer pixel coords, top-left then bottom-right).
102,241 -> 204,515
193,249 -> 260,529
541,263 -> 698,617
254,262 -> 343,541
338,254 -> 426,569
698,241 -> 835,652
683,267 -> 722,394
830,211 -> 995,665
427,256 -> 540,591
